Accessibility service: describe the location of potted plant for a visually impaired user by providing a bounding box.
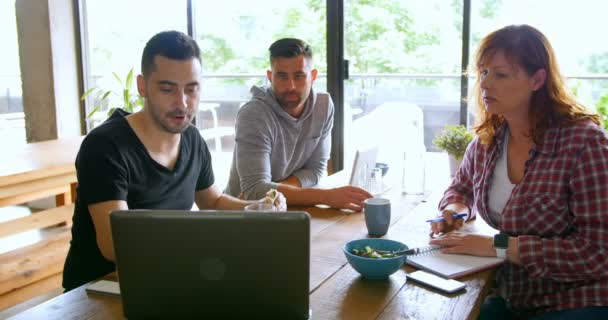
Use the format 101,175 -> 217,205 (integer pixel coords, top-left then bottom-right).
81,68 -> 143,128
433,124 -> 474,176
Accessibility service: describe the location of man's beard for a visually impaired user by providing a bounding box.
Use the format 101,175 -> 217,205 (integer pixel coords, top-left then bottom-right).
149,103 -> 193,134
277,91 -> 304,110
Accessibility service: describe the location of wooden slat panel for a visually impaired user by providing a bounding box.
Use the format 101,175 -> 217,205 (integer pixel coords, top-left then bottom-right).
0,173 -> 76,207
0,172 -> 77,199
0,166 -> 76,189
55,192 -> 70,207
0,273 -> 63,314
0,186 -> 70,208
70,182 -> 77,203
0,204 -> 74,238
0,227 -> 71,295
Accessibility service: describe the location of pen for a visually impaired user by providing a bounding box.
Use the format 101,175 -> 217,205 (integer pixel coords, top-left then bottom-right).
425,212 -> 467,223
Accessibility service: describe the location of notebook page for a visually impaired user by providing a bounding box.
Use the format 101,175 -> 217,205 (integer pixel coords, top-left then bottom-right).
406,248 -> 504,279
85,280 -> 121,297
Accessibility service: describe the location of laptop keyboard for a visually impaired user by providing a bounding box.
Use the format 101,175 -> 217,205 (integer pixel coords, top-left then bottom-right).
358,177 -> 390,196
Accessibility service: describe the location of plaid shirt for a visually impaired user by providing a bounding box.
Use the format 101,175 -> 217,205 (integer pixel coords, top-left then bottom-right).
439,120 -> 608,313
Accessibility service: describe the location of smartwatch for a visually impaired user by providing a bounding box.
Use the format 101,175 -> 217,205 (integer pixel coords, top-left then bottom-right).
493,233 -> 509,259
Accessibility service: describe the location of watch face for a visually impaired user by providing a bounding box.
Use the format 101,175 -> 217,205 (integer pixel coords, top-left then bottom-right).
494,234 -> 508,248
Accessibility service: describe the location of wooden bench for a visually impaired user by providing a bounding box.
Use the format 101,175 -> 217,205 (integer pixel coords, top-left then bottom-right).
0,207 -> 73,312
0,136 -> 82,312
0,204 -> 74,311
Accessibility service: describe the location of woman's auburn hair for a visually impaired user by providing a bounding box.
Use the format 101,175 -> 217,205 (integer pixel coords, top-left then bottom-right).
471,24 -> 599,145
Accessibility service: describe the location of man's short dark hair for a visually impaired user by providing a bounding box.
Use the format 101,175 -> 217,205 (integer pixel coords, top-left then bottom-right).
268,38 -> 313,64
141,31 -> 201,77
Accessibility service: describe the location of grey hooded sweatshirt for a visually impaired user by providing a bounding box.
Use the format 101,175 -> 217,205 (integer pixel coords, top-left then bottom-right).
224,85 -> 334,199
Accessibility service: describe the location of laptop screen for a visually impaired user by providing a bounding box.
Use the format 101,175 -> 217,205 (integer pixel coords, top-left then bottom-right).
110,210 -> 310,319
348,146 -> 391,196
348,146 -> 379,187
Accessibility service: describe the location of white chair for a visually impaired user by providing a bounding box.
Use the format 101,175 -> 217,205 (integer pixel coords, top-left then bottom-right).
197,102 -> 235,152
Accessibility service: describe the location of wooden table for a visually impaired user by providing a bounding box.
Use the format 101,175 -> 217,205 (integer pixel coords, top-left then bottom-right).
0,135 -> 83,208
8,156 -> 499,319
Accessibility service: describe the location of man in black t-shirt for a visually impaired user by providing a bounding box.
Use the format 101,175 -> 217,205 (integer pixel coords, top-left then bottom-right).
62,31 -> 286,291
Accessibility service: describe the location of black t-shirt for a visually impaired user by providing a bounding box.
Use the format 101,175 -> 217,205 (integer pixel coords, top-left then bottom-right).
62,110 -> 214,291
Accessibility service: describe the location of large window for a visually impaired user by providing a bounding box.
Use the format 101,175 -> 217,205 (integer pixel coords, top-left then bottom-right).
79,1 -> 608,186
0,0 -> 25,147
343,0 -> 463,170
81,0 -> 187,129
193,0 -> 327,184
470,0 -> 608,121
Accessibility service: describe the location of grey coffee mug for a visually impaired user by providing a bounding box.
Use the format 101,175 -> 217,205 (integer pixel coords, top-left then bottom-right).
364,198 -> 391,237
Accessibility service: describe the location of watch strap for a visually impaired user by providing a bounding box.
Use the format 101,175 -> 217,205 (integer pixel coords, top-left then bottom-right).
495,248 -> 507,259
493,233 -> 509,259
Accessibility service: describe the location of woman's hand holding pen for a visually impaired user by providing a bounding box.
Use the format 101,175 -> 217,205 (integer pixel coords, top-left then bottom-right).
430,203 -> 469,238
429,203 -> 469,237
428,203 -> 491,257
429,210 -> 464,237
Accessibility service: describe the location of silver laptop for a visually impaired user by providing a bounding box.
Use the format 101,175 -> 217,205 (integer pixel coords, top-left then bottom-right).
348,146 -> 378,187
349,146 -> 391,196
314,146 -> 391,196
110,210 -> 310,319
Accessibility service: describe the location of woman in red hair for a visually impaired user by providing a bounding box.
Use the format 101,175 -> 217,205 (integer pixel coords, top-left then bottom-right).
430,24 -> 608,319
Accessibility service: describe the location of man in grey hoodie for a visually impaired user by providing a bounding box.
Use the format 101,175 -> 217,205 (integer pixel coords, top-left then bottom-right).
225,38 -> 372,211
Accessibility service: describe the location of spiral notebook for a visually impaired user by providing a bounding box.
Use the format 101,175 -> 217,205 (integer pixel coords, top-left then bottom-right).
406,246 -> 504,279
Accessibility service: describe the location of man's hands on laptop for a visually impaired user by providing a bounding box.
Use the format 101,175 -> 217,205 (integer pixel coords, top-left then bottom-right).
323,186 -> 373,211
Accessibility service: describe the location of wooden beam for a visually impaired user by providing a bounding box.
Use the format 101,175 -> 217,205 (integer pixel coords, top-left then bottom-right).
0,204 -> 74,238
55,193 -> 70,206
0,186 -> 69,207
0,173 -> 76,207
69,182 -> 77,203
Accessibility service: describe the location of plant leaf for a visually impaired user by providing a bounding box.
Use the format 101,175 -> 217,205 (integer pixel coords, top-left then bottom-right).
81,87 -> 96,100
125,68 -> 134,89
86,105 -> 100,118
136,96 -> 144,107
84,67 -> 140,126
123,89 -> 130,111
112,72 -> 123,86
101,90 -> 112,101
